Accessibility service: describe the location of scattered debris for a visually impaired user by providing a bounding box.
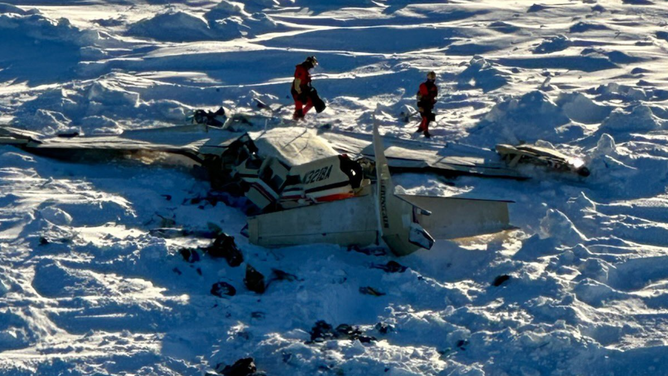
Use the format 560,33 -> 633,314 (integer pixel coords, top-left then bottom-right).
205,234 -> 244,267
216,357 -> 266,376
371,261 -> 407,273
270,268 -> 299,282
492,274 -> 511,287
150,228 -> 189,238
38,234 -> 74,245
190,107 -> 227,128
359,286 -> 386,296
179,248 -> 200,263
456,339 -> 469,351
310,320 -> 336,342
309,320 -> 377,343
374,322 -> 395,335
265,268 -> 301,289
335,324 -> 376,343
244,264 -> 266,294
211,281 -> 237,297
347,245 -> 387,256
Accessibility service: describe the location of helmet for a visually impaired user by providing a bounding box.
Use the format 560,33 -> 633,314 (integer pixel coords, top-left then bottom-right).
427,71 -> 436,80
305,56 -> 318,68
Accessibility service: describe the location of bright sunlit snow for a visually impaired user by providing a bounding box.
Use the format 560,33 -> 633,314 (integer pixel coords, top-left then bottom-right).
1,0 -> 668,375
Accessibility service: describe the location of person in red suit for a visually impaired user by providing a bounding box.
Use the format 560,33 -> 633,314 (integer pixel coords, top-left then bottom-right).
417,71 -> 438,138
291,56 -> 318,120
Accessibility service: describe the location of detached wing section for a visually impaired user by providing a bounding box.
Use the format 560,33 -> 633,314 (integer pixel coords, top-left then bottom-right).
0,124 -> 240,162
320,130 -> 526,180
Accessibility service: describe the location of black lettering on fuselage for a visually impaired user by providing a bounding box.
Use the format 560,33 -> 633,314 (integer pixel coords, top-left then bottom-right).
380,182 -> 389,228
302,165 -> 333,185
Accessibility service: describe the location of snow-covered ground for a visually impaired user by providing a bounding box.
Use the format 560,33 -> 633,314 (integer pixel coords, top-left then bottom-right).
1,0 -> 668,375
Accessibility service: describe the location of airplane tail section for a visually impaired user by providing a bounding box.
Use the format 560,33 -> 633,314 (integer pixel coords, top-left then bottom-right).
372,112 -> 434,256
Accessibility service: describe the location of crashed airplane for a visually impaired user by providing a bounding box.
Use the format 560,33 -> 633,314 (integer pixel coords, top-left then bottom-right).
0,114 -> 518,256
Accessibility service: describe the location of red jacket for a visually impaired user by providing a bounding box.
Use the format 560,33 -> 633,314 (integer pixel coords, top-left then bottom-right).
418,80 -> 438,108
293,64 -> 311,92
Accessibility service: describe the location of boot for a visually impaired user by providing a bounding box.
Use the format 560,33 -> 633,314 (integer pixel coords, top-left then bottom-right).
293,109 -> 304,120
423,131 -> 431,139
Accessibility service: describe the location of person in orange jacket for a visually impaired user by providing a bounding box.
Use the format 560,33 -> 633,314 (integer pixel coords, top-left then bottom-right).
417,71 -> 438,138
291,56 -> 318,120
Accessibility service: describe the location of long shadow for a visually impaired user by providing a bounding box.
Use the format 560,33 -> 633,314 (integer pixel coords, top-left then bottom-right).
270,7 -> 485,26
0,30 -> 81,86
260,26 -> 456,54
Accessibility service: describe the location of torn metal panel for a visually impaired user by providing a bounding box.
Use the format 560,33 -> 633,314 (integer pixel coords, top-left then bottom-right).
397,195 -> 512,239
247,194 -> 378,248
496,143 -> 590,177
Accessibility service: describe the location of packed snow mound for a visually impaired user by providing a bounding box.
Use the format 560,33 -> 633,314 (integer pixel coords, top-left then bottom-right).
207,16 -> 246,40
0,3 -> 38,15
0,310 -> 33,351
87,80 -> 140,107
591,133 -> 619,157
204,1 -> 250,20
293,0 -> 378,9
599,105 -> 665,133
0,9 -> 101,84
473,90 -> 586,143
539,209 -> 587,246
569,21 -> 609,33
3,0 -> 668,374
202,2 -> 283,39
457,56 -> 510,92
13,78 -> 190,134
20,109 -> 75,135
556,92 -> 612,124
204,0 -> 282,18
583,134 -> 668,196
127,10 -> 212,42
243,0 -> 281,12
567,192 -> 597,214
39,207 -> 73,226
0,11 -> 98,46
533,34 -> 571,54
589,82 -> 648,102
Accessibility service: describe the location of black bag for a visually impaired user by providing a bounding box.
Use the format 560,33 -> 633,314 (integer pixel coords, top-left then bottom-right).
309,88 -> 327,113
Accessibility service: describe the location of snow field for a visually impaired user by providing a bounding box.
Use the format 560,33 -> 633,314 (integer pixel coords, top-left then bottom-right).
1,0 -> 668,375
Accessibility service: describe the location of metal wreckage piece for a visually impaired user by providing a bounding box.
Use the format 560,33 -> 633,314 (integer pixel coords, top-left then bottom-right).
496,143 -> 590,177
0,113 -> 516,256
